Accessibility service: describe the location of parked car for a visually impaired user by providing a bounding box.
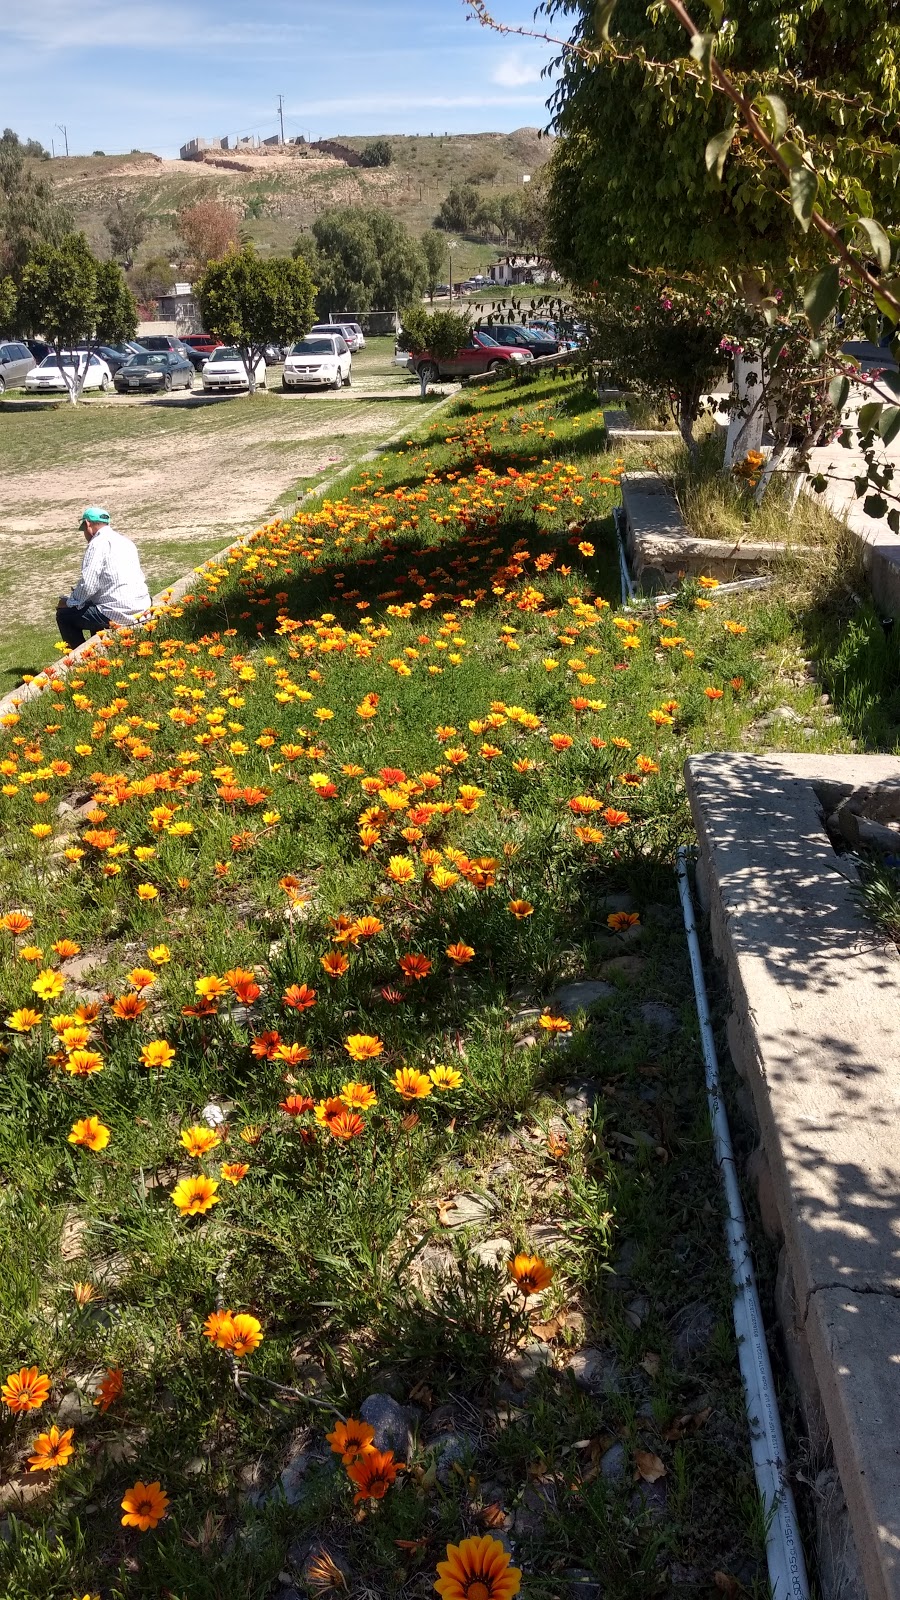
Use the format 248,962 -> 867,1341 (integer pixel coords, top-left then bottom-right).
201,346 -> 267,392
282,334 -> 352,391
475,322 -> 561,357
405,329 -> 532,383
114,350 -> 194,393
0,341 -> 36,391
74,342 -> 142,376
310,322 -> 362,353
25,351 -> 113,393
140,333 -> 206,371
344,321 -> 366,350
181,333 -> 222,361
26,338 -> 51,365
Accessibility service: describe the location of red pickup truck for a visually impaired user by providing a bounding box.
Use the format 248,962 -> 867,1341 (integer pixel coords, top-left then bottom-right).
408,330 -> 532,384
181,334 -> 222,359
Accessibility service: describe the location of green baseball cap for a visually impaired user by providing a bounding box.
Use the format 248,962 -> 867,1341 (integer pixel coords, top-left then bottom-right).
79,507 -> 110,526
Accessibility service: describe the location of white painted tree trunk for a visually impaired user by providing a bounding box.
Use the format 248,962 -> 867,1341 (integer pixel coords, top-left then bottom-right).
724,354 -> 765,469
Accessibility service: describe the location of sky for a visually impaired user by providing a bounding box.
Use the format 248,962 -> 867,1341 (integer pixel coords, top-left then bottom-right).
1,0 -> 560,159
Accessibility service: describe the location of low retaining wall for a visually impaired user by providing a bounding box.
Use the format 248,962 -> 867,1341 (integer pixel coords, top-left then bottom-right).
621,471 -> 798,588
686,751 -> 900,1600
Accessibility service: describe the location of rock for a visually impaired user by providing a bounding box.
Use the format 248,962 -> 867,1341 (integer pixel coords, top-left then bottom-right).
410,1243 -> 455,1290
506,1341 -> 552,1385
624,1295 -> 650,1329
511,1479 -> 553,1537
547,980 -> 615,1015
278,1455 -> 311,1507
201,1101 -> 230,1128
564,1080 -> 601,1121
598,955 -> 646,981
566,1347 -> 621,1396
438,1192 -> 497,1229
671,1300 -> 716,1362
55,1386 -> 96,1426
470,1236 -> 512,1269
435,1433 -> 469,1485
184,1456 -> 207,1476
598,892 -> 637,913
530,1223 -> 567,1254
640,1001 -> 678,1036
600,1442 -> 627,1481
836,778 -> 900,849
629,1478 -> 667,1523
359,1393 -> 413,1459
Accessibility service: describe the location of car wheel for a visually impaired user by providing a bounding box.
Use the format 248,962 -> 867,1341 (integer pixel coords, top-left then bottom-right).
334,370 -> 343,391
345,366 -> 352,387
0,375 -> 6,394
419,362 -> 439,386
185,372 -> 194,389
488,360 -> 505,373
100,372 -> 112,391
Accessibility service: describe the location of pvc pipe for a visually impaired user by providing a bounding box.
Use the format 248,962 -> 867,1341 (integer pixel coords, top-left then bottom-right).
612,506 -> 636,604
626,574 -> 772,609
675,848 -> 809,1600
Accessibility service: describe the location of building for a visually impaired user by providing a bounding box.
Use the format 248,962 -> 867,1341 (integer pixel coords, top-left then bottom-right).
155,283 -> 201,332
487,255 -> 552,287
180,136 -> 229,161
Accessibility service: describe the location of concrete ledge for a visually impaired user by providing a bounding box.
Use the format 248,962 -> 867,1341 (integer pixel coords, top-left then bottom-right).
686,751 -> 900,1600
621,471 -> 800,585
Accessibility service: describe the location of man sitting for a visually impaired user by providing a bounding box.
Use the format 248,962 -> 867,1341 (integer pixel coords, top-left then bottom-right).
56,507 -> 152,649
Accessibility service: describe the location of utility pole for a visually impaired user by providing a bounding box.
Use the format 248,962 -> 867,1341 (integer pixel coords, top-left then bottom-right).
277,95 -> 285,145
56,124 -> 69,157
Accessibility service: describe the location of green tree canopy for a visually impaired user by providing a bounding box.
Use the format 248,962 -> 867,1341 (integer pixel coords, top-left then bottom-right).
104,197 -> 148,269
398,304 -> 472,395
297,209 -> 426,316
359,139 -> 393,168
421,231 -> 448,302
17,233 -> 136,400
196,246 -> 316,392
0,128 -> 71,284
544,0 -> 900,283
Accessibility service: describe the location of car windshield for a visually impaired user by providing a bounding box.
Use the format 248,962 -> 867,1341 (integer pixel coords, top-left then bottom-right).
38,354 -> 83,368
130,353 -> 167,366
210,347 -> 241,361
475,331 -> 498,346
290,339 -> 336,355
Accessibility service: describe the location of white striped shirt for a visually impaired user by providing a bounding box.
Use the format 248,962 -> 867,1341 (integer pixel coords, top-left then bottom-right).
68,527 -> 151,625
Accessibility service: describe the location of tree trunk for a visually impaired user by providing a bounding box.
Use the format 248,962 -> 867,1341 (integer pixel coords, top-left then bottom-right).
419,368 -> 429,399
245,346 -> 257,394
724,354 -> 765,469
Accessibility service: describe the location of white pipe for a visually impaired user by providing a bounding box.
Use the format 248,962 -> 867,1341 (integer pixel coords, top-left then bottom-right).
626,574 -> 772,609
613,506 -> 636,604
675,848 -> 810,1600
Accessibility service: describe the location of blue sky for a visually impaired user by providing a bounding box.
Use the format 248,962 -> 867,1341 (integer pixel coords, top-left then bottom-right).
2,1 -> 559,159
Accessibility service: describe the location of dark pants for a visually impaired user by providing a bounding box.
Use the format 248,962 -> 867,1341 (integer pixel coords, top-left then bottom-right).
56,602 -> 111,649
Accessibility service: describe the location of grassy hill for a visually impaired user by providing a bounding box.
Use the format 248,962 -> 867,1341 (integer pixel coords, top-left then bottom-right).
44,129 -> 553,281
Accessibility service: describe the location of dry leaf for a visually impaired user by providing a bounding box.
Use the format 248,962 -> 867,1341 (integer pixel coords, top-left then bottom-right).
663,1406 -> 712,1441
714,1574 -> 741,1597
408,1380 -> 433,1408
634,1450 -> 667,1483
479,1503 -> 508,1529
531,1315 -> 563,1341
394,1538 -> 427,1552
639,1352 -> 660,1377
437,1199 -> 458,1226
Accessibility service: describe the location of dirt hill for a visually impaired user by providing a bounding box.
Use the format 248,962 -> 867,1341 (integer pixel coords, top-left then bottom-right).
46,129 -> 554,276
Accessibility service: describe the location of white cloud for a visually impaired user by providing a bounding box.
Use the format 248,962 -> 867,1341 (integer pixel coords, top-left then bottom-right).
492,52 -> 543,88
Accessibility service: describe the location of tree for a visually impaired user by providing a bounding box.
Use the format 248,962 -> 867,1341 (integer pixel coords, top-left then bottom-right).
17,232 -> 136,401
0,128 -> 71,283
421,231 -> 448,302
0,275 -> 16,331
435,186 -> 482,234
104,197 -> 148,269
398,304 -> 471,397
359,139 -> 393,168
195,245 -> 316,394
177,200 -> 240,274
129,253 -> 173,310
540,0 -> 900,285
299,209 -> 426,316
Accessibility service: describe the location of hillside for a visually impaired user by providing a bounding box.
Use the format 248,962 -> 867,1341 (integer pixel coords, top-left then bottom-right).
43,129 -> 554,279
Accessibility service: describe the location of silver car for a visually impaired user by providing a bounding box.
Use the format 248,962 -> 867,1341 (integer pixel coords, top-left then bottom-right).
0,341 -> 36,392
311,322 -> 362,353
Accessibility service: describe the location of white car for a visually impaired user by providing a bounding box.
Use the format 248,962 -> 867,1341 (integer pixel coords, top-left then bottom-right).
201,346 -> 267,392
282,334 -> 352,391
25,351 -> 112,393
311,321 -> 363,353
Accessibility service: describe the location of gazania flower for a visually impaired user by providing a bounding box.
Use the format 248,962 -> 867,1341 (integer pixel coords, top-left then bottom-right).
508,1253 -> 553,1295
321,952 -> 350,979
446,941 -> 475,965
71,1281 -> 96,1306
239,1124 -> 265,1145
602,808 -> 630,828
32,969 -> 65,1001
326,1416 -> 376,1465
386,854 -> 415,884
350,915 -> 383,941
68,1116 -> 110,1152
1,911 -> 33,936
2,1366 -> 51,1413
608,911 -> 640,932
538,1014 -> 571,1034
139,1039 -> 175,1070
195,974 -> 229,1001
704,686 -> 724,700
221,1162 -> 249,1184
203,1309 -> 235,1347
94,1367 -> 123,1413
65,1048 -> 104,1077
52,939 -> 81,960
326,1108 -> 366,1141
27,1425 -> 75,1472
430,866 -> 459,891
224,967 -> 261,1004
223,1313 -> 264,1357
251,1030 -> 281,1059
171,1175 -> 220,1216
345,1033 -> 383,1062
315,1097 -> 347,1130
274,1042 -> 311,1066
430,1064 -> 463,1091
568,794 -> 602,815
180,1125 -> 221,1158
435,1535 -> 522,1600
121,1480 -> 169,1531
346,1447 -> 403,1503
507,900 -> 534,920
7,1007 -> 43,1032
340,1081 -> 377,1110
283,983 -> 317,1011
399,953 -> 432,981
279,1094 -> 315,1117
136,883 -> 159,901
112,993 -> 147,1020
147,944 -> 171,964
392,1067 -> 433,1101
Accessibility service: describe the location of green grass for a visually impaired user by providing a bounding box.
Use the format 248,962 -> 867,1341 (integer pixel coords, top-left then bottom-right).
0,369 -> 880,1598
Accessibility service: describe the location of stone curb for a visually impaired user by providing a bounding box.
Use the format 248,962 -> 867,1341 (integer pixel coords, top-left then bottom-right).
0,387 -> 460,719
621,470 -> 810,586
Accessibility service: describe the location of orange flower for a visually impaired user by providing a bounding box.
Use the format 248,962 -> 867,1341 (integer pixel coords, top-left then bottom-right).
274,1041 -> 311,1065
326,1416 -> 376,1465
139,1039 -> 175,1070
704,686 -> 724,700
1,911 -> 33,936
387,854 -> 416,884
209,1312 -> 264,1357
435,1535 -> 522,1600
392,1067 -> 432,1101
112,993 -> 147,1020
340,1081 -> 377,1110
601,807 -> 630,828
180,1125 -> 221,1158
326,1108 -> 366,1141
279,1094 -> 315,1117
52,939 -> 81,959
27,1424 -> 75,1472
251,1030 -> 281,1059
507,1253 -> 553,1295
350,915 -> 383,941
538,1014 -> 571,1034
221,1162 -> 249,1184
398,953 -> 432,981
68,1116 -> 110,1152
224,967 -> 262,1004
121,1480 -> 169,1531
7,1007 -> 43,1032
567,794 -> 602,815
171,1175 -> 220,1216
203,1309 -> 235,1347
2,1366 -> 51,1413
346,1447 -> 403,1503
507,899 -> 534,919
94,1367 -> 123,1413
321,952 -> 350,979
314,1097 -> 348,1130
607,911 -> 640,932
345,1033 -> 383,1062
283,983 -> 317,1011
65,1048 -> 104,1077
446,941 -> 475,965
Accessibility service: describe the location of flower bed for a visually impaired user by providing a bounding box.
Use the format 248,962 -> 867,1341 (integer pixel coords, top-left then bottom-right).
0,376 -> 852,1595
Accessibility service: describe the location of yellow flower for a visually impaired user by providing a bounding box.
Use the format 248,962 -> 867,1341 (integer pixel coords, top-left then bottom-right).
68,1116 -> 110,1152
32,969 -> 65,1001
340,1080 -> 378,1110
429,1064 -> 463,1091
171,1175 -> 220,1216
180,1125 -> 221,1158
392,1067 -> 433,1101
139,1039 -> 175,1069
136,883 -> 159,900
147,944 -> 171,965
